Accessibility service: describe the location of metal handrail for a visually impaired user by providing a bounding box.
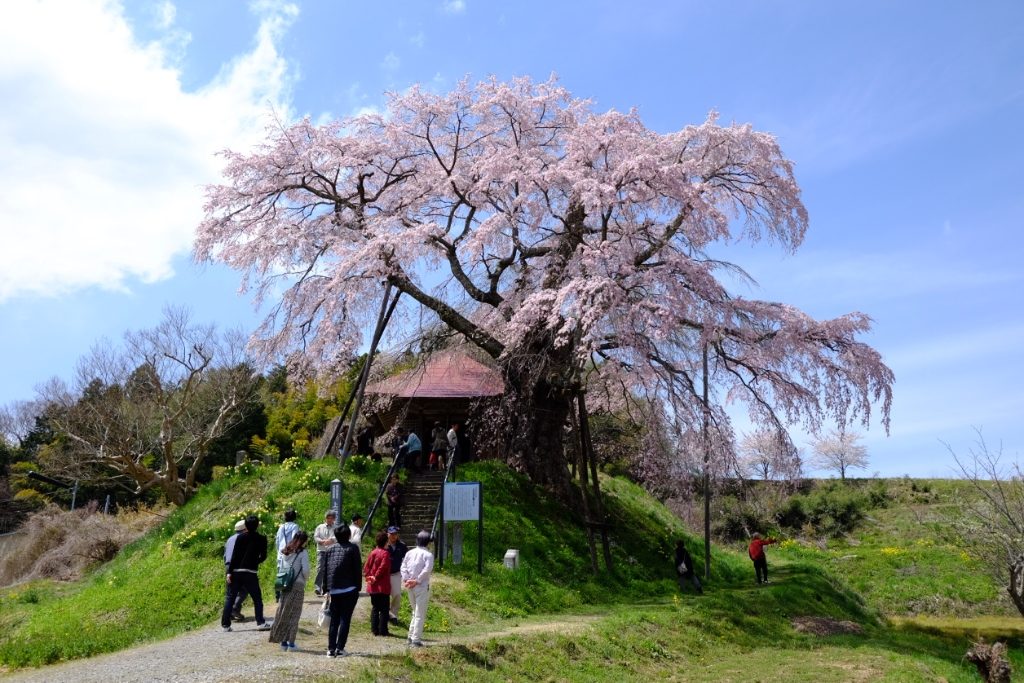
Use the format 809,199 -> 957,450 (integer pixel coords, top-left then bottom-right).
363,455 -> 402,543
429,448 -> 458,545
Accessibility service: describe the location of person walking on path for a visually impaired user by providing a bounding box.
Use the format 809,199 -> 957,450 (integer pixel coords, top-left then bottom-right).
674,540 -> 703,594
224,520 -> 250,621
222,515 -> 270,632
363,530 -> 392,637
386,475 -> 404,529
349,514 -> 365,546
269,531 -> 309,650
386,526 -> 408,625
400,530 -> 435,647
748,532 -> 777,584
322,524 -> 361,657
313,510 -> 337,595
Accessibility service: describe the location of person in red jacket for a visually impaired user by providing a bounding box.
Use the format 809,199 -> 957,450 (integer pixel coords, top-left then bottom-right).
748,532 -> 777,584
363,530 -> 393,637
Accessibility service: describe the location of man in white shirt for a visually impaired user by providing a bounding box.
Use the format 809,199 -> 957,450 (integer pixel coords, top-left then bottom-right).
400,530 -> 435,647
349,514 -> 364,545
313,510 -> 337,595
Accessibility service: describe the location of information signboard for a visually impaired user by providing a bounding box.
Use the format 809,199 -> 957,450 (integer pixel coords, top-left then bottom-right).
443,482 -> 481,521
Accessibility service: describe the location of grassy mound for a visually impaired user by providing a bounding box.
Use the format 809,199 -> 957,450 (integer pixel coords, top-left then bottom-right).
2,462 -> 1019,681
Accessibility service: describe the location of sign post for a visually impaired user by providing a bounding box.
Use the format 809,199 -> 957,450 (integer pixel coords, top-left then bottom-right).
442,481 -> 483,573
330,479 -> 344,520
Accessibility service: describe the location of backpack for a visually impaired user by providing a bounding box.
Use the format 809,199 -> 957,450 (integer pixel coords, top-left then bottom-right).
275,553 -> 298,592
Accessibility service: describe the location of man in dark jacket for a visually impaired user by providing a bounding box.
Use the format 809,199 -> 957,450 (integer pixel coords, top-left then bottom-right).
385,525 -> 408,625
322,524 -> 361,656
221,515 -> 270,631
674,539 -> 703,594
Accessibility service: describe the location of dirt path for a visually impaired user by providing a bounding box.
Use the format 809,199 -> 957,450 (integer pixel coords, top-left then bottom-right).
3,594 -> 600,683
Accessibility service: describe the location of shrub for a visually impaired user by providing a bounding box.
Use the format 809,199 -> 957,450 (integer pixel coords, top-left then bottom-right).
0,505 -> 161,585
714,496 -> 770,541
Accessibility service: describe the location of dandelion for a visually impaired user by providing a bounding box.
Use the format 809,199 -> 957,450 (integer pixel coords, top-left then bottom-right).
880,546 -> 903,556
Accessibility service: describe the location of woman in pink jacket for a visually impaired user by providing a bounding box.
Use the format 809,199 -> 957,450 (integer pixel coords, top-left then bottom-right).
363,530 -> 392,636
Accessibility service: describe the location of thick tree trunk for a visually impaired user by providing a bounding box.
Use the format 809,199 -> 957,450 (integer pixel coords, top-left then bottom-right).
1009,554 -> 1024,617
499,339 -> 576,501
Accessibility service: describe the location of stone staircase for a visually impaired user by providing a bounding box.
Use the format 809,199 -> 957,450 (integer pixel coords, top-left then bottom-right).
396,469 -> 445,547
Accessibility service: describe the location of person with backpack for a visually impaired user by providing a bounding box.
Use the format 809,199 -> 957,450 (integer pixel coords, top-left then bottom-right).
674,539 -> 703,594
321,524 -> 361,657
222,515 -> 270,632
269,531 -> 309,650
274,509 -> 300,600
748,532 -> 778,584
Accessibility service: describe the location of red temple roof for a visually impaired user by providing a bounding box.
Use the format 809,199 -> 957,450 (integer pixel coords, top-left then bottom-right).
365,351 -> 504,399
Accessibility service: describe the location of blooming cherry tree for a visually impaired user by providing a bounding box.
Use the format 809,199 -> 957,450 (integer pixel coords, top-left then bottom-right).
811,428 -> 869,480
195,76 -> 893,495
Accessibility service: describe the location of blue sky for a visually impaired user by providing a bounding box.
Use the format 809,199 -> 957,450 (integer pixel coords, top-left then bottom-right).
1,0 -> 1022,476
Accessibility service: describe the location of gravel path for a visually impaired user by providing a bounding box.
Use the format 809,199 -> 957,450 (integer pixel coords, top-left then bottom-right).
4,593 -> 409,683
4,592 -> 600,683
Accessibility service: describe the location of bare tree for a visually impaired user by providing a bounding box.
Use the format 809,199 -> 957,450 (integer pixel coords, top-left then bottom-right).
0,400 -> 44,448
950,431 -> 1024,618
37,307 -> 259,505
811,428 -> 868,480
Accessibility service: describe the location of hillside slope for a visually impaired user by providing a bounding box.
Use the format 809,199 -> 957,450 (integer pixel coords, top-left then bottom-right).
1,462 -> 1020,681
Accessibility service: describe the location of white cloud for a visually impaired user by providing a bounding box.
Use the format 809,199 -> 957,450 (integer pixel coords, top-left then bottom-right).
409,31 -> 425,48
442,0 -> 465,14
380,52 -> 401,71
154,0 -> 176,30
0,0 -> 298,302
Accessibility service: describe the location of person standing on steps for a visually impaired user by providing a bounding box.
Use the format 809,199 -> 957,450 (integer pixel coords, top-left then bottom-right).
386,474 -> 404,529
748,532 -> 777,585
224,519 -> 250,621
446,422 -> 460,467
349,514 -> 365,546
430,421 -> 447,471
674,539 -> 703,594
269,531 -> 309,651
322,524 -> 361,657
363,530 -> 392,637
274,509 -> 299,600
404,428 -> 423,474
386,525 -> 408,626
400,530 -> 435,647
222,515 -> 270,632
313,510 -> 337,596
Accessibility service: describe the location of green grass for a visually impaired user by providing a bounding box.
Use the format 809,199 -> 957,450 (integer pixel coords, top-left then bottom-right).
0,457 -> 382,668
773,478 -> 1008,617
332,565 -> 1013,682
2,464 -> 1021,682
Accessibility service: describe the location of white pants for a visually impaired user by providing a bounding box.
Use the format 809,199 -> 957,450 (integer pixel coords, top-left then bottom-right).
407,584 -> 429,643
389,573 -> 402,618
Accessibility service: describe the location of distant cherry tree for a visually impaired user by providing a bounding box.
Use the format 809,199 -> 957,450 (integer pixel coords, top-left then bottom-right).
739,428 -> 802,481
196,76 -> 892,497
811,428 -> 869,480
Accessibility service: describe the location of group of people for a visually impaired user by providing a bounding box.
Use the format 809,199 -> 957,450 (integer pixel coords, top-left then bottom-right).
221,507 -> 435,657
393,421 -> 461,474
673,532 -> 779,593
